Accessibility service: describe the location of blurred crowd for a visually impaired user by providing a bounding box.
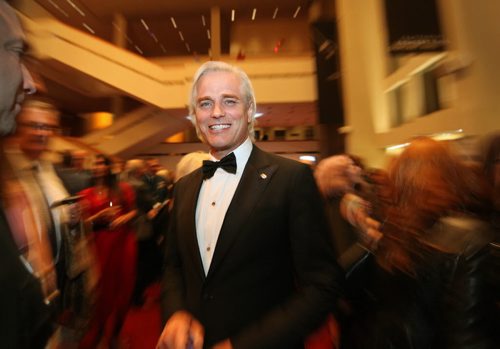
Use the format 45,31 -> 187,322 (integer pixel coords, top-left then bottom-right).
1,2 -> 500,349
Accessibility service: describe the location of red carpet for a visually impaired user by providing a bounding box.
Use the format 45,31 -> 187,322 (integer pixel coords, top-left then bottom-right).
118,283 -> 162,349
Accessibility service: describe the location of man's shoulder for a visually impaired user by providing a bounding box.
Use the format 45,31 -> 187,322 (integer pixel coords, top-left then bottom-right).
250,147 -> 311,173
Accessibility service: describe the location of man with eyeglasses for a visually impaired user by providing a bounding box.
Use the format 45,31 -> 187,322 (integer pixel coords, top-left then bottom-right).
5,97 -> 77,268
3,97 -> 80,345
0,2 -> 58,348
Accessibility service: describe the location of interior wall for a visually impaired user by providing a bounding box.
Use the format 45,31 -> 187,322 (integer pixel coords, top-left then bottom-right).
230,18 -> 312,56
337,0 -> 500,168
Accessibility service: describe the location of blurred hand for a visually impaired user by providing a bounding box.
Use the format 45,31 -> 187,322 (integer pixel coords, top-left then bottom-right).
109,213 -> 128,230
97,206 -> 121,222
156,311 -> 204,349
341,193 -> 383,250
147,206 -> 159,220
67,202 -> 81,227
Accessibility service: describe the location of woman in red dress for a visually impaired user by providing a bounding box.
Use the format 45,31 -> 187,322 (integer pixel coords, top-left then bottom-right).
79,154 -> 137,349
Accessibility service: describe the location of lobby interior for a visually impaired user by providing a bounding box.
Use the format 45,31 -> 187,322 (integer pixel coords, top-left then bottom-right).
10,0 -> 500,170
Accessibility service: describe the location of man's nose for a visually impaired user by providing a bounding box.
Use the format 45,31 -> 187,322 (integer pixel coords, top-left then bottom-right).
212,101 -> 225,117
21,64 -> 36,95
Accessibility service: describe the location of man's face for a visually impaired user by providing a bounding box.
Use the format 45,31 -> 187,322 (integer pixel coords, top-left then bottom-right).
71,150 -> 87,169
146,159 -> 161,174
17,106 -> 59,159
0,2 -> 35,136
194,71 -> 252,159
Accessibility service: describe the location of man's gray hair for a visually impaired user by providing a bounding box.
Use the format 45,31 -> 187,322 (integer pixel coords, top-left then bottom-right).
189,61 -> 257,141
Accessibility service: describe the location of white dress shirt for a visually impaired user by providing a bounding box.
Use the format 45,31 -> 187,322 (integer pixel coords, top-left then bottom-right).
196,137 -> 252,274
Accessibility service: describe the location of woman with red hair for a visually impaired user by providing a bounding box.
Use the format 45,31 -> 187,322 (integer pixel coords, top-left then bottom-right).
342,137 -> 500,349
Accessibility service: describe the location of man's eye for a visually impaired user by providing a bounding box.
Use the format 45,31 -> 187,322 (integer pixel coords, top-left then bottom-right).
198,100 -> 213,109
6,42 -> 25,57
224,99 -> 237,106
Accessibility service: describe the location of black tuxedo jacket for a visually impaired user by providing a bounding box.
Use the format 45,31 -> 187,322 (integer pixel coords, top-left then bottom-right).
162,146 -> 344,349
0,210 -> 53,349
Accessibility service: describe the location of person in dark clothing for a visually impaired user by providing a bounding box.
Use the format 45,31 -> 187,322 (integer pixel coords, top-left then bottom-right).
0,1 -> 54,348
157,61 -> 343,349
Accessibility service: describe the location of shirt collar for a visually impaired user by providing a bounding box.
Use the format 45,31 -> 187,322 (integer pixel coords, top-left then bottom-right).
209,137 -> 253,175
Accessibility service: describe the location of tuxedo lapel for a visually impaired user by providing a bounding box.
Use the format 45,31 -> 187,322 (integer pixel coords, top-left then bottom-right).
177,170 -> 206,281
206,147 -> 278,280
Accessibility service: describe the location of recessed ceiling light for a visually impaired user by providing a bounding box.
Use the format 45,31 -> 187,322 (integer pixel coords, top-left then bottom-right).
207,29 -> 211,40
252,8 -> 257,21
48,0 -> 69,17
231,9 -> 235,22
201,15 -> 206,26
66,0 -> 85,16
293,6 -> 301,18
170,17 -> 177,29
273,8 -> 279,19
140,19 -> 149,31
82,22 -> 95,34
179,31 -> 184,41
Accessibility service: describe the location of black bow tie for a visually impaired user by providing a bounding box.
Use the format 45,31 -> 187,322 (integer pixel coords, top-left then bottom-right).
202,152 -> 237,179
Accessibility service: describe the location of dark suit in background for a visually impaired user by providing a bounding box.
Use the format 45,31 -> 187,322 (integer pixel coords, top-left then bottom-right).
0,211 -> 53,349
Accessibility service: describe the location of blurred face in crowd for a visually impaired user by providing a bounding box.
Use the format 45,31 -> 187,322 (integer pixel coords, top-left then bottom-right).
92,155 -> 110,179
146,158 -> 161,175
194,70 -> 252,159
0,2 -> 36,136
71,150 -> 87,170
17,104 -> 59,159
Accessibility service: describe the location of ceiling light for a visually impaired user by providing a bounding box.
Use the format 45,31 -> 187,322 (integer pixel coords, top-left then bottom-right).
252,8 -> 257,21
231,9 -> 235,22
48,0 -> 69,17
385,142 -> 410,156
134,45 -> 143,55
273,8 -> 279,19
185,43 -> 191,52
293,6 -> 301,18
170,17 -> 177,29
140,19 -> 149,31
160,44 -> 166,53
82,22 -> 95,34
431,129 -> 464,141
299,155 -> 317,163
151,33 -> 159,43
202,15 -> 206,27
65,0 -> 85,16
179,31 -> 184,41
207,29 -> 211,40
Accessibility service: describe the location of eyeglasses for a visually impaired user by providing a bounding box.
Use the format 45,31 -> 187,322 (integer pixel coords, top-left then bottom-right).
18,122 -> 60,133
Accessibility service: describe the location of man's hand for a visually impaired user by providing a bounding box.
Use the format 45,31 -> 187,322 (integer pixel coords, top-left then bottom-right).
156,311 -> 204,349
67,202 -> 81,227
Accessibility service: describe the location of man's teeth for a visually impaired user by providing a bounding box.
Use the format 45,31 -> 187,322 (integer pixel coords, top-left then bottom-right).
210,124 -> 230,130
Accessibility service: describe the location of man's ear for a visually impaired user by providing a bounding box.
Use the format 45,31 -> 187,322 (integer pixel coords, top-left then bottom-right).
247,103 -> 254,123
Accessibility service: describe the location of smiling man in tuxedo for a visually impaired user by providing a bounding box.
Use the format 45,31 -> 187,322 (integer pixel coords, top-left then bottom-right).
157,61 -> 343,349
